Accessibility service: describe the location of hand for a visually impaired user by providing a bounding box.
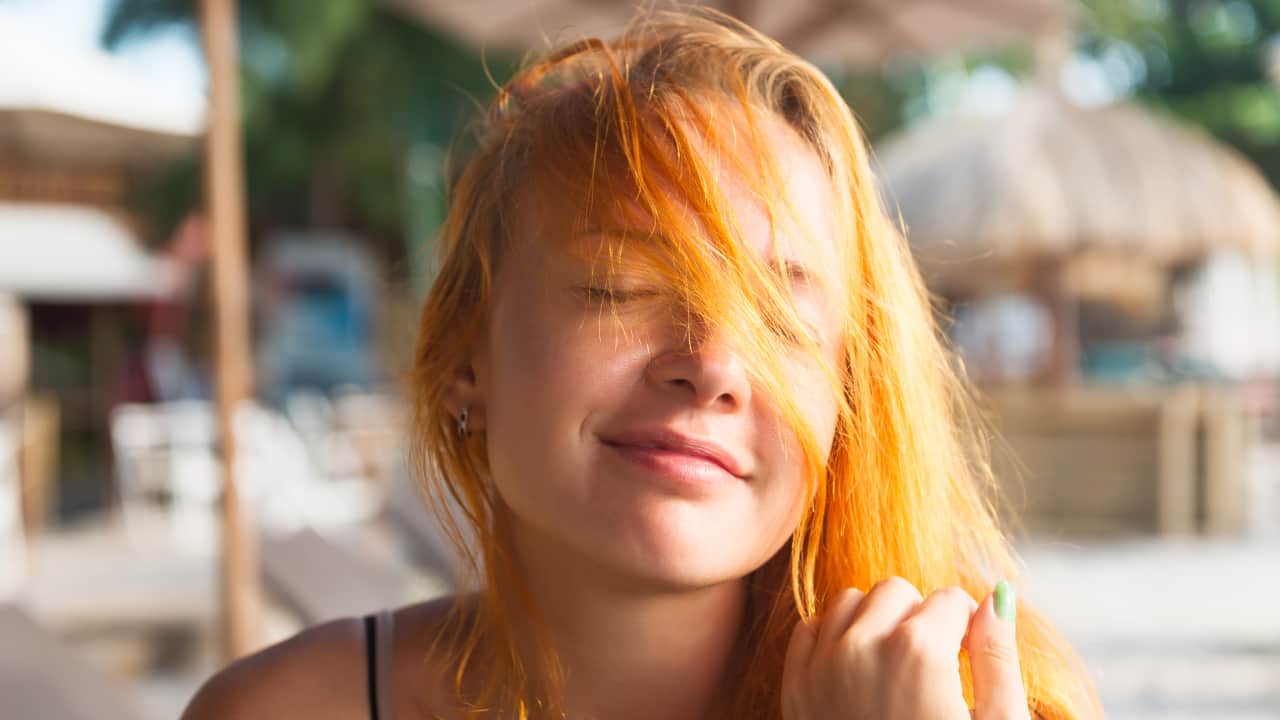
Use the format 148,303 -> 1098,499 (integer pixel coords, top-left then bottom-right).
781,577 -> 1029,720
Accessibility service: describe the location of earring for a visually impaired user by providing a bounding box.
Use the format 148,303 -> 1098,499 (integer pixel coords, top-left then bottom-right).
458,406 -> 470,439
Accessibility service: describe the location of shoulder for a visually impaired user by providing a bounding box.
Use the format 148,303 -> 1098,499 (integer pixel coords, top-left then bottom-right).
180,595 -> 465,720
180,615 -> 368,720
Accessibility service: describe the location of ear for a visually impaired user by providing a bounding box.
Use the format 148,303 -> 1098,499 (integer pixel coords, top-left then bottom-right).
443,354 -> 486,432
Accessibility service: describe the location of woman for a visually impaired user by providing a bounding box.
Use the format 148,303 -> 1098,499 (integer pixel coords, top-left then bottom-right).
183,8 -> 1099,719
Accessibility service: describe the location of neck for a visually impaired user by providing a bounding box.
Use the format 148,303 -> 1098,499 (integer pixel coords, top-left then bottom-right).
506,523 -> 748,720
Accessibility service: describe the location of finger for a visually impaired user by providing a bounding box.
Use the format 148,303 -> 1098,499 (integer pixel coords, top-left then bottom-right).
900,586 -> 979,655
782,615 -> 816,706
812,587 -> 865,661
966,581 -> 1029,720
778,609 -> 808,717
846,576 -> 924,641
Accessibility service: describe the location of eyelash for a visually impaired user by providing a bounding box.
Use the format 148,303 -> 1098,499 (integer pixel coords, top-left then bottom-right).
579,287 -> 820,344
580,286 -> 656,304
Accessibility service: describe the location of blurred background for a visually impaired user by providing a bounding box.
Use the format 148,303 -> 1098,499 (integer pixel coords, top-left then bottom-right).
0,0 -> 1277,718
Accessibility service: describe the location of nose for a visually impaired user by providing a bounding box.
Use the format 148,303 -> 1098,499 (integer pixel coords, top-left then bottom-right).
645,329 -> 752,411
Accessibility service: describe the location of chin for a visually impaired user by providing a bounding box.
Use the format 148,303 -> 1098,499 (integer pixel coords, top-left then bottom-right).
609,553 -> 754,594
584,521 -> 773,593
497,466 -> 790,593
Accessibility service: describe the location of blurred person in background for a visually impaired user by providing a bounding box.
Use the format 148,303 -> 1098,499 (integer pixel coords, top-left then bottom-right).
181,9 -> 1099,720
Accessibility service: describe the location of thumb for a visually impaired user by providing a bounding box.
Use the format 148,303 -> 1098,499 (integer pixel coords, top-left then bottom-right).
965,580 -> 1029,720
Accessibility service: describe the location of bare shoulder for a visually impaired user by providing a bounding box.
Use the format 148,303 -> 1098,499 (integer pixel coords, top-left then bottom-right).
180,616 -> 367,720
181,595 -> 464,720
391,594 -> 468,718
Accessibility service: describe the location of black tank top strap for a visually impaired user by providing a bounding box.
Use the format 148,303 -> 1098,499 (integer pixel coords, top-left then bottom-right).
362,613 -> 380,720
364,610 -> 397,720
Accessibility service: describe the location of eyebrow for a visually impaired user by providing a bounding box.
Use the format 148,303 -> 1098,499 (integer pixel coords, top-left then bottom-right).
576,227 -> 818,286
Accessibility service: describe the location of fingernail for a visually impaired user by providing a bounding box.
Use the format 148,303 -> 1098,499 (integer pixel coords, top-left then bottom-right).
993,580 -> 1016,623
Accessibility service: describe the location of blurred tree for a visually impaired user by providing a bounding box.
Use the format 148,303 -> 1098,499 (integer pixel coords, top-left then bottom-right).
830,65 -> 915,142
101,0 -> 515,275
1075,0 -> 1280,189
831,42 -> 1036,144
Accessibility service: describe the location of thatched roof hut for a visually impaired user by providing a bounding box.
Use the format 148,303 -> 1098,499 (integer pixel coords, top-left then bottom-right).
0,9 -> 202,302
876,86 -> 1280,307
0,10 -> 201,168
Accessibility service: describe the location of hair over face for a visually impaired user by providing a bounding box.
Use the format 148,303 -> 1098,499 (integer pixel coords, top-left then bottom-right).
410,8 -> 1099,719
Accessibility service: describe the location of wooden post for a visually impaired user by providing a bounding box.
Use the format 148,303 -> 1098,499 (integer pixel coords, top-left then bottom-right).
200,0 -> 263,660
1202,387 -> 1246,535
1156,384 -> 1198,535
1040,259 -> 1079,387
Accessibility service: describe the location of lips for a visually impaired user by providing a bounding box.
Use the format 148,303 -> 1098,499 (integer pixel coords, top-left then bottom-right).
599,428 -> 749,479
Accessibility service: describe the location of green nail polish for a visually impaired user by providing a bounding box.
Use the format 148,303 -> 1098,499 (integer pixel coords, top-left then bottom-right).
993,580 -> 1016,623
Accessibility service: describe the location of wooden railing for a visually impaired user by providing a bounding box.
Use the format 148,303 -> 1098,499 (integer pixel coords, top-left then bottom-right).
981,383 -> 1264,537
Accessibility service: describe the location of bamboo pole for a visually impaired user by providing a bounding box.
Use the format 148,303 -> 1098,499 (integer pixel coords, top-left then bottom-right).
199,0 -> 263,660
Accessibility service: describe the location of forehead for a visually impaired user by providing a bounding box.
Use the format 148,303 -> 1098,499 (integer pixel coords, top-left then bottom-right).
703,114 -> 837,264
510,108 -> 841,280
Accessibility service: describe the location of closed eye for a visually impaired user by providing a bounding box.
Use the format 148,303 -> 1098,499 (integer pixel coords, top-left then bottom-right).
579,286 -> 660,304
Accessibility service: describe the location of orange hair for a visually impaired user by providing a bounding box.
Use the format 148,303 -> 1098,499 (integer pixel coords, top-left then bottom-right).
410,7 -> 1100,719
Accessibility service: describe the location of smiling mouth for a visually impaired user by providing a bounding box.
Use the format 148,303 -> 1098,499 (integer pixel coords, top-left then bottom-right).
603,442 -> 744,488
598,429 -> 749,482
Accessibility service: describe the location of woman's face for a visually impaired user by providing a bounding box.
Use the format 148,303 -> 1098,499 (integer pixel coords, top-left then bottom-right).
463,117 -> 846,591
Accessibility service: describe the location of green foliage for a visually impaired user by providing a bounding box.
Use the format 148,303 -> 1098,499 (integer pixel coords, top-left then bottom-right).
1075,0 -> 1280,188
102,0 -> 515,266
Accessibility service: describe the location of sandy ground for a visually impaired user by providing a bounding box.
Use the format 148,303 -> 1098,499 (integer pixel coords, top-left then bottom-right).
1019,538 -> 1280,719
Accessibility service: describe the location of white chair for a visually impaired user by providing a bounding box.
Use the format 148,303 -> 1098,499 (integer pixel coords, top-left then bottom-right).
112,396 -> 383,551
109,403 -> 170,545
285,390 -> 365,484
164,400 -> 221,554
110,401 -> 220,553
237,400 -> 380,529
233,401 -> 310,532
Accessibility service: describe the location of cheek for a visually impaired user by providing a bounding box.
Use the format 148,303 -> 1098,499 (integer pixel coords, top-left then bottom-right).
480,296 -> 648,494
487,305 -> 639,415
754,352 -> 841,525
747,397 -> 829,543
799,373 -> 841,459
778,349 -> 842,456
480,306 -> 584,529
485,303 -> 580,448
808,336 -> 846,456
